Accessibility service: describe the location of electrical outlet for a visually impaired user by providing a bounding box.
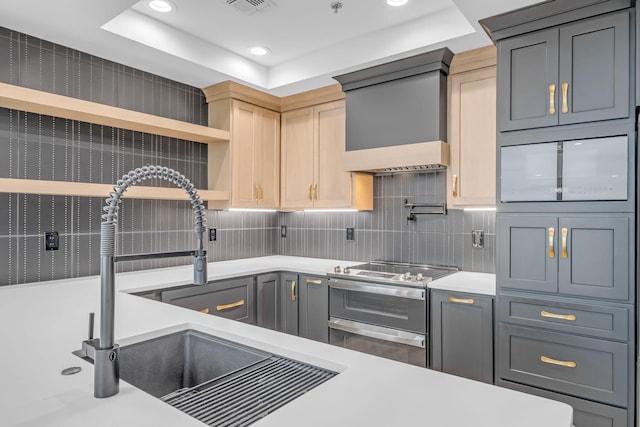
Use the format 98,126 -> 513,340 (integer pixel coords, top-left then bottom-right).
45,231 -> 59,251
471,230 -> 485,249
280,225 -> 287,238
209,228 -> 217,242
346,227 -> 355,241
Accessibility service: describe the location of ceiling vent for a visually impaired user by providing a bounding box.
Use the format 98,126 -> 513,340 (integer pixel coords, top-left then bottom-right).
223,0 -> 277,15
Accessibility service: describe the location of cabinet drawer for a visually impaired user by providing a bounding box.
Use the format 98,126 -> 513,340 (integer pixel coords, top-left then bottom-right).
498,324 -> 628,406
162,277 -> 255,324
498,380 -> 628,427
498,295 -> 630,341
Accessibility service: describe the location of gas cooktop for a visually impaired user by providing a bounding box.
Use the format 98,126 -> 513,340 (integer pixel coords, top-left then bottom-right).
327,261 -> 458,288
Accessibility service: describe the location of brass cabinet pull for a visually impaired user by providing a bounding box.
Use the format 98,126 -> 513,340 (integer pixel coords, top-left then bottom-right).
549,84 -> 556,115
540,310 -> 576,321
258,184 -> 264,201
561,227 -> 568,259
313,183 -> 318,200
447,297 -> 474,305
452,174 -> 458,197
540,355 -> 576,368
548,227 -> 555,258
200,308 -> 210,314
561,82 -> 569,114
254,184 -> 259,201
306,278 -> 322,285
291,280 -> 297,301
216,300 -> 245,311
308,184 -> 313,201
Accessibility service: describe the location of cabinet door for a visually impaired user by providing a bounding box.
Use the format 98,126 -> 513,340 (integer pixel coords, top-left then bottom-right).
231,100 -> 259,208
558,217 -> 630,301
498,215 -> 558,293
256,108 -> 280,208
431,291 -> 493,383
558,11 -> 630,125
313,100 -> 352,208
279,273 -> 299,335
497,29 -> 559,131
298,275 -> 329,343
256,273 -> 279,330
280,108 -> 315,209
448,66 -> 496,208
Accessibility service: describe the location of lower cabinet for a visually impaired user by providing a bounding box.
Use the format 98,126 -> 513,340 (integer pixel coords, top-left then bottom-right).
161,276 -> 256,324
298,275 -> 329,343
430,290 -> 494,383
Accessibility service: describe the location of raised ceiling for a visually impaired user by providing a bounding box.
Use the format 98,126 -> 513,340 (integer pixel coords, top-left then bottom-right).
0,0 -> 541,96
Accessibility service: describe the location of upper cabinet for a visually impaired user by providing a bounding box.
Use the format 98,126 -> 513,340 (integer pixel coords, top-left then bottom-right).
280,99 -> 373,210
447,46 -> 496,208
496,10 -> 630,132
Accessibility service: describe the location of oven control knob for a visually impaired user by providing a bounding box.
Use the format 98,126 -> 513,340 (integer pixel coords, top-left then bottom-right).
403,272 -> 411,280
344,267 -> 351,274
334,266 -> 342,273
416,273 -> 424,281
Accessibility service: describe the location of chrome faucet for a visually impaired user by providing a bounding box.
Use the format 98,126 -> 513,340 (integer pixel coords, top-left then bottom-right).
90,165 -> 208,398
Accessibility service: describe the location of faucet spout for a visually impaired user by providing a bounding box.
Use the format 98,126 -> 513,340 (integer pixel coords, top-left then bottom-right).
94,165 -> 208,398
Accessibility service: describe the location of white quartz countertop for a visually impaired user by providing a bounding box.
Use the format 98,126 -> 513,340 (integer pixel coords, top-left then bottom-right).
0,256 -> 569,427
428,271 -> 496,296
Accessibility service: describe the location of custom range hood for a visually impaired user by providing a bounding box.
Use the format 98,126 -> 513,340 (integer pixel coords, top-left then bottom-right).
334,48 -> 453,173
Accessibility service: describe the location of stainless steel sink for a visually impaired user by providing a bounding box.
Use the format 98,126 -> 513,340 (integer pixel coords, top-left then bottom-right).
119,329 -> 270,398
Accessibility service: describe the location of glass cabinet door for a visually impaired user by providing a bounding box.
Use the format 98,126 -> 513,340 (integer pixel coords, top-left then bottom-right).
501,142 -> 558,202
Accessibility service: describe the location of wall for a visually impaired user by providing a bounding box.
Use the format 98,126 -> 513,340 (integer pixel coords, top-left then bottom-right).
0,27 -> 494,286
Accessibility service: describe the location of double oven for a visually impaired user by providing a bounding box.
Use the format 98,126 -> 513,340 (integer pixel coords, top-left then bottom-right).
327,262 -> 457,367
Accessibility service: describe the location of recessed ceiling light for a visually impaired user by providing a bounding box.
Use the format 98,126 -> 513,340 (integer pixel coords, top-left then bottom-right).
248,46 -> 271,56
387,0 -> 408,6
148,0 -> 175,13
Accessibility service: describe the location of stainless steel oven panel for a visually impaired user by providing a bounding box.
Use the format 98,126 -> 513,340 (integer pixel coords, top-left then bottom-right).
328,279 -> 425,300
329,318 -> 427,367
329,283 -> 427,333
329,318 -> 425,348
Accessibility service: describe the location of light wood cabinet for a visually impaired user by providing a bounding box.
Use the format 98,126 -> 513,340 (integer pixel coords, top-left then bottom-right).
207,98 -> 280,209
280,100 -> 372,210
447,46 -> 496,208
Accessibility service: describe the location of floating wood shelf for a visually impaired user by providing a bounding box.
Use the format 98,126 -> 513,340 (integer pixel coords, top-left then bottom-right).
0,82 -> 230,144
0,178 -> 229,202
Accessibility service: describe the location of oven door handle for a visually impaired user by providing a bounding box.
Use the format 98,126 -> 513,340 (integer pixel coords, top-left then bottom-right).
328,279 -> 425,300
328,318 -> 425,348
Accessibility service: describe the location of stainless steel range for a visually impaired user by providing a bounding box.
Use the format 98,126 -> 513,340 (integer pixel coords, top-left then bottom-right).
327,261 -> 458,367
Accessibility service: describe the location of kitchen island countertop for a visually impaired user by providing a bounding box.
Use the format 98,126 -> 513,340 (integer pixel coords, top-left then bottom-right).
1,255 -> 568,427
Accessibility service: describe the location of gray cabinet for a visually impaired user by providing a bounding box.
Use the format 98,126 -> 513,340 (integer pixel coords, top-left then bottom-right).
497,10 -> 630,131
256,273 -> 279,330
256,272 -> 298,335
162,276 -> 256,324
298,275 -> 329,343
498,214 -> 631,301
279,273 -> 299,335
431,291 -> 493,383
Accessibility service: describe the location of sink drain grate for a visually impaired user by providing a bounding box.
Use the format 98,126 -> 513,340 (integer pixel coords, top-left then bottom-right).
160,356 -> 337,426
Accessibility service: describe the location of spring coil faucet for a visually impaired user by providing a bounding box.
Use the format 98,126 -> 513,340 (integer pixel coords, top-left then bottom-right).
94,165 -> 207,398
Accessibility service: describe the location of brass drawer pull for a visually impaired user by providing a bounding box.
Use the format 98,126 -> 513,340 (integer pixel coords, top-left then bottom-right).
306,278 -> 322,285
452,174 -> 458,197
216,300 -> 245,311
540,355 -> 576,368
254,184 -> 259,201
548,227 -> 555,258
549,84 -> 556,115
561,82 -> 569,114
540,310 -> 576,321
561,227 -> 568,259
291,280 -> 297,301
308,184 -> 313,201
313,183 -> 318,200
447,297 -> 474,305
200,308 -> 210,314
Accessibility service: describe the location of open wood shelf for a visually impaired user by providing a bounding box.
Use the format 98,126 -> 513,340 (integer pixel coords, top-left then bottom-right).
0,178 -> 229,201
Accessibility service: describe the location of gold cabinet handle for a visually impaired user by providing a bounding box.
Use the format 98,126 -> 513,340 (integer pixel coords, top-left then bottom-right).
313,183 -> 318,200
561,82 -> 569,114
549,84 -> 556,115
255,184 -> 260,201
308,184 -> 313,201
561,227 -> 568,259
291,280 -> 297,301
260,184 -> 264,201
306,278 -> 322,285
540,310 -> 576,321
548,227 -> 555,258
452,174 -> 458,197
199,308 -> 210,314
447,297 -> 474,305
540,355 -> 576,368
216,300 -> 245,311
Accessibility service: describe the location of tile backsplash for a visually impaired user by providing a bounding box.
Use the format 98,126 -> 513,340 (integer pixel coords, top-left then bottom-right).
0,27 -> 494,286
